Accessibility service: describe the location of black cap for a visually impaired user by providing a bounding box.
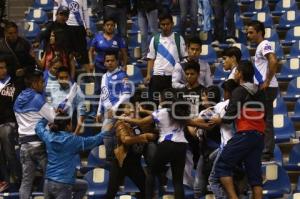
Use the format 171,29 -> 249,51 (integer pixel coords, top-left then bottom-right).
57,6 -> 70,16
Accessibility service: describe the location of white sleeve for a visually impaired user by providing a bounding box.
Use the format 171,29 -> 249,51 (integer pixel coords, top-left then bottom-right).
39,103 -> 56,123
180,36 -> 187,57
172,63 -> 185,89
204,62 -> 213,86
147,37 -> 156,59
82,0 -> 90,29
262,41 -> 274,56
111,93 -> 131,112
53,0 -> 61,21
97,75 -> 105,115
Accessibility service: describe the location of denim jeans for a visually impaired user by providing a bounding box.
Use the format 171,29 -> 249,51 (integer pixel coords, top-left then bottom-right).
44,179 -> 88,199
138,9 -> 158,57
0,122 -> 21,183
19,143 -> 47,199
104,6 -> 127,38
101,119 -> 116,162
193,155 -> 207,198
179,0 -> 198,36
198,0 -> 212,32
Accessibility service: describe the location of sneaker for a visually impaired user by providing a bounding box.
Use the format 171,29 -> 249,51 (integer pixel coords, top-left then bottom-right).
226,37 -> 237,44
0,181 -> 9,192
211,40 -> 220,47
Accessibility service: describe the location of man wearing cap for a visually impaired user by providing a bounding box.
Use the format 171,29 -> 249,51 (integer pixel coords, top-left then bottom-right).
35,6 -> 72,51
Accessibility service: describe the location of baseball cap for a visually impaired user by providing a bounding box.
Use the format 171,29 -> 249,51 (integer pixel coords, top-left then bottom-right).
57,6 -> 70,16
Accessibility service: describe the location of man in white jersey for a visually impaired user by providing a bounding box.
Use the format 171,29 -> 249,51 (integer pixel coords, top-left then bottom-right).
145,11 -> 187,104
54,0 -> 90,66
247,20 -> 278,162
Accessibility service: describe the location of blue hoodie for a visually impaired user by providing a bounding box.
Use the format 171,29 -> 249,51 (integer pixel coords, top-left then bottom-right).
35,118 -> 104,184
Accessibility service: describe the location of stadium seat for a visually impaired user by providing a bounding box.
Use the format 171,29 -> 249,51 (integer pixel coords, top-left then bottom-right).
283,77 -> 300,101
212,63 -> 230,84
199,44 -> 218,64
199,31 -> 213,45
296,177 -> 300,192
128,32 -> 141,48
23,21 -> 41,40
273,114 -> 295,143
269,41 -> 284,60
282,26 -> 300,46
235,13 -> 245,30
264,28 -> 280,42
251,12 -> 274,28
284,143 -> 300,170
127,64 -> 144,85
87,145 -> 110,170
172,15 -> 181,33
290,41 -> 300,58
262,163 -> 291,198
123,177 -> 140,193
199,194 -> 215,199
232,43 -> 250,60
234,29 -> 247,44
278,10 -> 300,29
272,0 -> 298,16
26,8 -> 48,24
0,192 -> 19,199
161,195 -> 175,199
84,168 -> 110,199
273,97 -> 288,116
274,144 -> 283,166
288,193 -> 300,198
33,0 -> 54,11
277,58 -> 300,81
116,195 -> 137,199
243,0 -> 270,17
291,99 -> 300,121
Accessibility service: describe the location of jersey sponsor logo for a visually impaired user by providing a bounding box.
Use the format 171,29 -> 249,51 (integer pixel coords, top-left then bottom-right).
69,1 -> 80,12
264,45 -> 272,51
101,86 -> 109,100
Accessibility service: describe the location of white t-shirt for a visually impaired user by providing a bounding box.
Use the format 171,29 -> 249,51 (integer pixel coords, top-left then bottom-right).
152,108 -> 188,143
227,67 -> 237,80
254,40 -> 278,87
147,33 -> 187,76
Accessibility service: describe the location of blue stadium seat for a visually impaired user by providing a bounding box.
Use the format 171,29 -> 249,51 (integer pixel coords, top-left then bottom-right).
199,31 -> 213,45
128,32 -> 141,48
84,168 -> 110,199
272,0 -> 298,16
262,163 -> 291,198
264,28 -> 280,42
123,177 -> 140,194
284,143 -> 300,170
33,0 -> 54,11
296,177 -> 300,192
128,20 -> 139,34
26,8 -> 48,24
199,194 -> 216,199
273,114 -> 295,143
290,41 -> 300,58
288,193 -> 300,198
251,12 -> 274,28
291,99 -> 300,121
172,15 -> 181,33
199,44 -> 218,64
243,0 -> 270,17
277,58 -> 300,81
235,13 -> 245,30
273,97 -> 288,115
282,26 -> 300,46
234,29 -> 247,44
115,195 -> 137,199
274,144 -> 283,166
278,10 -> 300,29
232,43 -> 250,60
213,63 -> 230,84
87,145 -> 110,170
127,64 -> 144,85
283,77 -> 300,101
23,21 -> 41,40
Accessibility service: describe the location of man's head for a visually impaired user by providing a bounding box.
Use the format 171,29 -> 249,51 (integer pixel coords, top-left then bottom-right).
222,79 -> 239,100
187,37 -> 202,61
202,86 -> 221,108
25,68 -> 44,93
56,66 -> 70,90
247,20 -> 265,44
56,6 -> 69,24
159,12 -> 173,36
184,60 -> 200,87
222,47 -> 242,71
50,112 -> 72,132
235,60 -> 255,83
0,57 -> 8,80
103,17 -> 116,35
4,21 -> 18,43
104,51 -> 118,72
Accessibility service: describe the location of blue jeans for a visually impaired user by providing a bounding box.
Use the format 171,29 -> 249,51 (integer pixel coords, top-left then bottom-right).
193,155 -> 207,198
44,179 -> 88,199
138,9 -> 158,57
179,0 -> 198,36
198,0 -> 212,32
101,120 -> 116,162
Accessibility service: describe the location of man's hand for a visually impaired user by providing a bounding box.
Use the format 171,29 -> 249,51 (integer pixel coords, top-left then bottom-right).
209,116 -> 222,126
144,75 -> 151,85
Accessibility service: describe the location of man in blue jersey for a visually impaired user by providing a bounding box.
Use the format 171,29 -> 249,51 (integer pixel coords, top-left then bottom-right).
96,51 -> 132,161
14,68 -> 56,199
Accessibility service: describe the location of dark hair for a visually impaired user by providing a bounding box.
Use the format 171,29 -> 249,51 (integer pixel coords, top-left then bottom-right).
103,17 -> 116,24
0,56 -> 7,65
184,60 -> 200,74
248,20 -> 265,37
204,86 -> 221,104
104,51 -> 118,60
222,79 -> 239,93
158,11 -> 173,22
24,68 -> 44,88
50,112 -> 72,132
237,60 -> 255,83
223,46 -> 242,63
4,21 -> 18,31
56,66 -> 69,76
188,37 -> 202,47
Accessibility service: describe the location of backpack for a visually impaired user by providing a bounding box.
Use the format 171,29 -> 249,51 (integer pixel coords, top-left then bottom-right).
153,32 -> 182,61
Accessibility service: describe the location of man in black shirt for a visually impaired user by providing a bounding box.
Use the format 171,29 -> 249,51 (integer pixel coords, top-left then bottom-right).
0,56 -> 22,187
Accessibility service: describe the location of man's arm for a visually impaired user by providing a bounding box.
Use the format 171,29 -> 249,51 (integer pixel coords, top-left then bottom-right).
35,118 -> 49,141
261,52 -> 278,90
172,63 -> 185,89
